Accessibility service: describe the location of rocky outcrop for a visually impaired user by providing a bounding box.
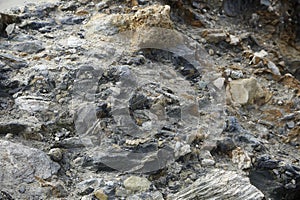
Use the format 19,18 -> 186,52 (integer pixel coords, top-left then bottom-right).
0,0 -> 299,199
169,169 -> 264,200
0,140 -> 60,199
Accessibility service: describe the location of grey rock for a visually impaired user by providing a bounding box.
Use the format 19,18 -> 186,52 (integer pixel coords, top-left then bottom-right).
169,169 -> 264,200
0,140 -> 60,183
88,145 -> 174,173
287,121 -> 295,129
20,20 -> 56,30
0,140 -> 60,199
58,15 -> 86,25
0,53 -> 28,69
12,41 -> 45,53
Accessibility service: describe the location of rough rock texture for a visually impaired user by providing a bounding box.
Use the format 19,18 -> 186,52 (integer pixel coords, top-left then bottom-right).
0,13 -> 20,37
0,0 -> 299,199
170,169 -> 264,200
0,140 -> 60,199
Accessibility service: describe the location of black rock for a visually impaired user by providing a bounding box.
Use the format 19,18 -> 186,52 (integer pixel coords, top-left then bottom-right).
0,122 -> 27,135
256,155 -> 280,170
96,102 -> 111,118
215,137 -> 236,153
222,0 -> 260,17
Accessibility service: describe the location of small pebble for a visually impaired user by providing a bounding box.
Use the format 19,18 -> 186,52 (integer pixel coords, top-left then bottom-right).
286,121 -> 295,129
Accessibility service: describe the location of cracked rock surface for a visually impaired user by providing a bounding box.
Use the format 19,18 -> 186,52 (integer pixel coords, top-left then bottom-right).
0,0 -> 299,199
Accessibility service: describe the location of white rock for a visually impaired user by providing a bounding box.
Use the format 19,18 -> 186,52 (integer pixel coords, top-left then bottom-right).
169,169 -> 264,200
229,35 -> 240,45
267,61 -> 281,76
213,77 -> 225,89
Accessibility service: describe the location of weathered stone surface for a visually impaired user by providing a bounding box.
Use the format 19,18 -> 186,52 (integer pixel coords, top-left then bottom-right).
124,176 -> 151,192
12,40 -> 45,53
169,169 -> 264,200
85,4 -> 172,36
226,77 -> 269,105
94,189 -> 108,200
0,0 -> 299,199
0,53 -> 27,69
0,140 -> 60,199
0,13 -> 20,37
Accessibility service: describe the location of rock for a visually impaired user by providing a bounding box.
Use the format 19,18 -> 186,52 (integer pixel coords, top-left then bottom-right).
202,30 -> 227,43
250,50 -> 268,65
12,41 -> 45,54
85,5 -> 173,36
124,176 -> 151,192
0,121 -> 27,135
15,96 -> 50,112
232,147 -> 252,169
94,189 -> 108,200
229,35 -> 240,45
213,77 -> 225,89
58,15 -> 85,25
250,158 -> 300,199
215,137 -> 236,153
169,169 -> 264,199
286,121 -> 295,129
201,158 -> 215,167
174,141 -> 191,158
222,0 -> 260,17
267,61 -> 281,76
226,77 -> 269,105
0,53 -> 28,69
48,148 -> 63,162
20,20 -> 55,30
0,13 -> 21,37
0,140 -> 60,199
66,36 -> 86,48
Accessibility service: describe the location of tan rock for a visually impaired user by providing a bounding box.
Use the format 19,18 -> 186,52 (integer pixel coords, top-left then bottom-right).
226,77 -> 269,105
94,189 -> 108,200
124,176 -> 151,192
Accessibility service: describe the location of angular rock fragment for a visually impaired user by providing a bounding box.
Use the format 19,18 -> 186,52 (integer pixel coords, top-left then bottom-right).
0,140 -> 60,199
226,77 -> 270,105
170,169 -> 264,200
12,41 -> 45,54
0,53 -> 28,69
0,13 -> 21,37
123,176 -> 151,192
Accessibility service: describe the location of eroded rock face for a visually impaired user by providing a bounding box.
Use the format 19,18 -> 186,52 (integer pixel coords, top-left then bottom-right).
170,169 -> 264,200
0,0 -> 299,199
0,140 -> 60,199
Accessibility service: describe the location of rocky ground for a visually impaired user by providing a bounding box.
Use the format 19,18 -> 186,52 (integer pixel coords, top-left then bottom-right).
0,0 -> 299,199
